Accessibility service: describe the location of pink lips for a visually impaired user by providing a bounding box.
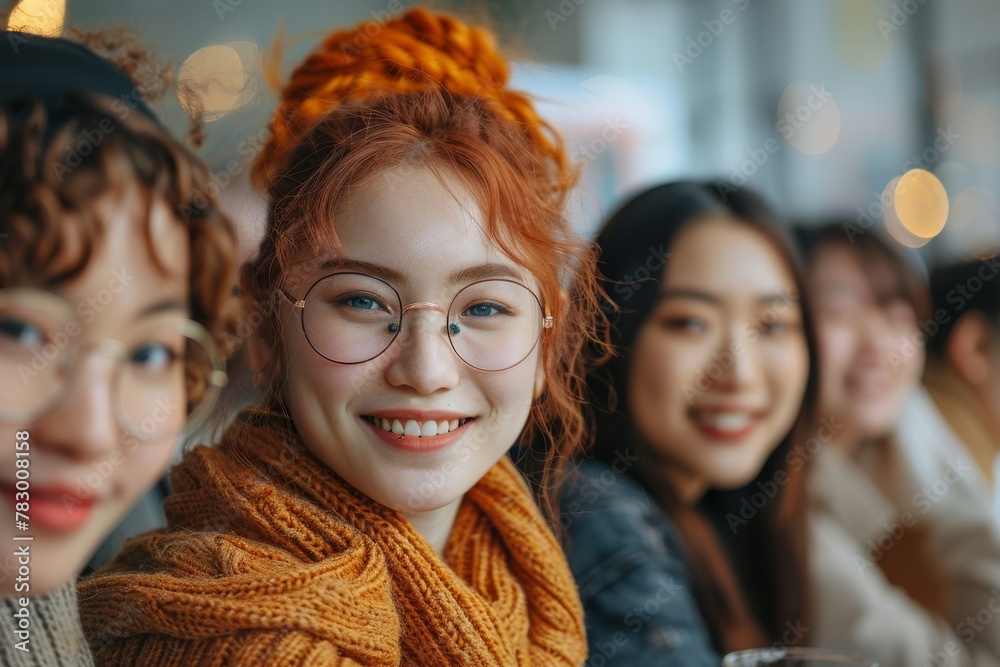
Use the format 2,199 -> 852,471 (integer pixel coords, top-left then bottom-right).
0,484 -> 96,533
361,410 -> 475,454
688,402 -> 766,445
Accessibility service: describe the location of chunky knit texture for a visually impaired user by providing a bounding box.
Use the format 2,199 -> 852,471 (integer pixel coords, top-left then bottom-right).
0,580 -> 94,666
77,408 -> 587,666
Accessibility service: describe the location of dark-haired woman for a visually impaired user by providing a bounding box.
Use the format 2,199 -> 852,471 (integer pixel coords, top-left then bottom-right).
563,181 -> 818,664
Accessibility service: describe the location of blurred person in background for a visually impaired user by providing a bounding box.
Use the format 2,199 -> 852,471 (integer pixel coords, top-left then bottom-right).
561,181 -> 818,665
0,31 -> 238,666
798,223 -> 1000,666
924,257 -> 1000,516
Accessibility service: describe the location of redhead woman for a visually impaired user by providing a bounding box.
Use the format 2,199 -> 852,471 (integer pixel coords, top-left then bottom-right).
0,32 -> 237,666
79,9 -> 605,666
562,182 -> 818,664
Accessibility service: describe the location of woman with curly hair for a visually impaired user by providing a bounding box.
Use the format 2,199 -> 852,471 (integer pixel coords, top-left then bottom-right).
0,31 -> 239,667
79,8 -> 606,666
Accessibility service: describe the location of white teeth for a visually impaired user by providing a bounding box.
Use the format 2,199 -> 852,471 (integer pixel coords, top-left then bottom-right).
367,416 -> 471,437
697,412 -> 751,431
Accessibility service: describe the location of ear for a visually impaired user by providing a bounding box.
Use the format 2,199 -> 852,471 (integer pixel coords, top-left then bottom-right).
946,311 -> 991,386
533,361 -> 546,400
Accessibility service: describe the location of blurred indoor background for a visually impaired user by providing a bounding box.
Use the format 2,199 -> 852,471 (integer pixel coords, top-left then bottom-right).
3,0 -> 998,265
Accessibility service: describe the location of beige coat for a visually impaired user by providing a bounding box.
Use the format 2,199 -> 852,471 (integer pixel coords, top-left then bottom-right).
808,387 -> 1000,666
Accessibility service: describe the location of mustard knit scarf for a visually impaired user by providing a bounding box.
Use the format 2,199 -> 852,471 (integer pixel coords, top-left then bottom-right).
78,408 -> 587,666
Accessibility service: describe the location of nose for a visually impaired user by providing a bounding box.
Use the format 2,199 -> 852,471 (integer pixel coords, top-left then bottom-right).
382,308 -> 462,394
712,323 -> 761,391
29,355 -> 121,463
857,307 -> 902,358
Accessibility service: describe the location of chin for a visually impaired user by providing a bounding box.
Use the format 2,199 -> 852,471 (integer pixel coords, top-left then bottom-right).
375,482 -> 468,515
704,455 -> 774,491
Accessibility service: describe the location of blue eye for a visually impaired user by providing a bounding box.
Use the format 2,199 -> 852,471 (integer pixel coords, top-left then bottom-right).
130,343 -> 177,370
465,302 -> 507,318
0,317 -> 44,347
338,293 -> 389,312
348,296 -> 376,310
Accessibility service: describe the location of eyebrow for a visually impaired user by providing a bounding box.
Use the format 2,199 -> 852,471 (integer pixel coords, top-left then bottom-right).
132,298 -> 188,322
316,259 -> 525,286
657,288 -> 798,307
448,263 -> 525,285
317,259 -> 407,285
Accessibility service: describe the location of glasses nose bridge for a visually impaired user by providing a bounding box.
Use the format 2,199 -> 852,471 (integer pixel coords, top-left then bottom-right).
398,301 -> 450,336
400,301 -> 448,321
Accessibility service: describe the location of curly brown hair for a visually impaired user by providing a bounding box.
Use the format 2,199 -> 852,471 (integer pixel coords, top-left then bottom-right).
0,90 -> 239,374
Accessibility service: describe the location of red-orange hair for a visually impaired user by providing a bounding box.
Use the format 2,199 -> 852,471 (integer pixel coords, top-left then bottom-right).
243,8 -> 609,518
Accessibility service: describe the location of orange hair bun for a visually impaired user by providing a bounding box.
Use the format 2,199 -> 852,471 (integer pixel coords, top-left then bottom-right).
254,7 -> 567,189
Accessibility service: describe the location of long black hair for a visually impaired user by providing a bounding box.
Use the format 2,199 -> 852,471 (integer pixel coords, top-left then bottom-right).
589,181 -> 819,651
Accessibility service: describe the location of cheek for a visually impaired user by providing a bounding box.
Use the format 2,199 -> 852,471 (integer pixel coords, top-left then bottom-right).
627,334 -> 696,437
490,352 -> 543,414
891,328 -> 924,381
630,332 -> 704,397
765,339 -> 810,413
817,323 -> 855,382
114,433 -> 177,506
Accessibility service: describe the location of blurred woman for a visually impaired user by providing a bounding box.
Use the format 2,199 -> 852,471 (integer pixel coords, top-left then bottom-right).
78,9 -> 605,665
562,182 -> 818,664
0,32 -> 238,666
799,224 -> 1000,666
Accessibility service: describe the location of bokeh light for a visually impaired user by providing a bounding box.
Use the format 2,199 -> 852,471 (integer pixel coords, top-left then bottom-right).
894,168 -> 949,238
833,0 -> 892,71
177,41 -> 260,122
6,0 -> 65,36
777,81 -> 842,155
882,176 -> 931,248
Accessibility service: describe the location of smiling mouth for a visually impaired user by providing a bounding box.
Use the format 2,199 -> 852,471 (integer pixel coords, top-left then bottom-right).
361,416 -> 473,437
